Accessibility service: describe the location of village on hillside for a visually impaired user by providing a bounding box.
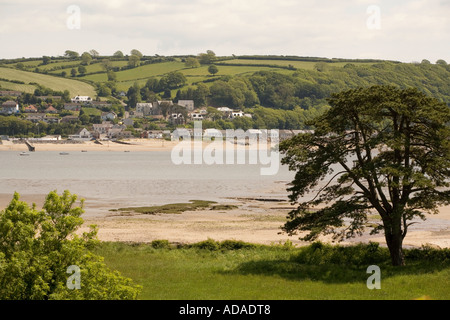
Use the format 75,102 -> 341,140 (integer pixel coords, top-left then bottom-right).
0,90 -> 304,143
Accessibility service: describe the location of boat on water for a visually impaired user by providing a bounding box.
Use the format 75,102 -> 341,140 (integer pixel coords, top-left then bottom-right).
19,152 -> 30,156
59,152 -> 70,155
81,150 -> 88,153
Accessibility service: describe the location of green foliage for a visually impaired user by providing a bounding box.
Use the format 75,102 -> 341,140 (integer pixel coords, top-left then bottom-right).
159,71 -> 187,90
190,239 -> 257,251
81,52 -> 92,66
208,65 -> 219,76
405,246 -> 450,262
64,50 -> 79,59
113,51 -> 124,58
280,86 -> 450,266
128,54 -> 140,68
151,240 -> 171,249
0,191 -> 142,300
191,239 -> 221,251
117,200 -> 217,215
198,50 -> 217,65
185,57 -> 200,68
292,242 -> 391,266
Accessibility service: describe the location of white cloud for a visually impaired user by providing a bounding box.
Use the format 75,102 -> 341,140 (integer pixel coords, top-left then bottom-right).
0,0 -> 448,62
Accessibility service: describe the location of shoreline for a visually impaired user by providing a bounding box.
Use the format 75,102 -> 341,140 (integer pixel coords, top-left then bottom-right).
0,139 -> 179,152
0,139 -> 277,153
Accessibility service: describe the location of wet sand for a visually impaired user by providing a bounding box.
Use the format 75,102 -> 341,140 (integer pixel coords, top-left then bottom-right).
75,199 -> 450,249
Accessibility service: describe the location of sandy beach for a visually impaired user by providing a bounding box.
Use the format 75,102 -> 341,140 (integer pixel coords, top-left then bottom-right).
1,139 -> 449,249
0,139 -> 181,152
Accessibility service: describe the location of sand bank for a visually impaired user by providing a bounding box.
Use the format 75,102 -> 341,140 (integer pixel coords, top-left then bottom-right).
77,199 -> 450,249
1,190 -> 449,249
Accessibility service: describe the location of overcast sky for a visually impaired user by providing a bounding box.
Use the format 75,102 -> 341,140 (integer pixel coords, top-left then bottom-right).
0,0 -> 449,62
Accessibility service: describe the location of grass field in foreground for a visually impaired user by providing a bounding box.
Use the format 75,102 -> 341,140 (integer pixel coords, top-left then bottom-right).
0,67 -> 96,97
95,241 -> 450,300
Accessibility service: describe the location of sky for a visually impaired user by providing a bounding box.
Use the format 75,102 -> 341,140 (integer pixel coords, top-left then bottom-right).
0,0 -> 449,63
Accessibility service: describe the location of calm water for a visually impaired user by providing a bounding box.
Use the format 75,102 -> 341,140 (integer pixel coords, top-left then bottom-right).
0,150 -> 295,215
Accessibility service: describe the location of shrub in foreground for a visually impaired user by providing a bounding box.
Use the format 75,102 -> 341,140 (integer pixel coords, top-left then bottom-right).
0,191 -> 142,300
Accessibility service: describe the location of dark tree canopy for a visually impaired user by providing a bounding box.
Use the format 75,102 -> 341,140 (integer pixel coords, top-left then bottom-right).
280,86 -> 450,266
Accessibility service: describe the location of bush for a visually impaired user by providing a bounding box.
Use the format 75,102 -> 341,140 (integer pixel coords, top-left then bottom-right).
0,191 -> 142,300
292,242 -> 391,266
220,240 -> 257,251
404,246 -> 450,262
191,239 -> 221,251
189,239 -> 257,251
151,240 -> 171,249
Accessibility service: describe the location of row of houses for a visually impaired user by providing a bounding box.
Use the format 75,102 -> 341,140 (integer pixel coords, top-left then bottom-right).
69,122 -> 133,141
64,101 -> 112,111
0,91 -> 22,97
171,129 -> 311,141
23,105 -> 58,113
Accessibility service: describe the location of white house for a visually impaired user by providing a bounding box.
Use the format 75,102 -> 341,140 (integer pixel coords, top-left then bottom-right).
93,122 -> 113,134
231,111 -> 245,119
71,96 -> 92,103
147,131 -> 164,139
101,111 -> 117,121
1,101 -> 19,114
136,103 -> 153,116
217,107 -> 233,113
69,128 -> 93,141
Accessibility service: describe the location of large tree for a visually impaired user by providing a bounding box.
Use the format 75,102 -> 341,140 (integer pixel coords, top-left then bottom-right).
279,86 -> 450,266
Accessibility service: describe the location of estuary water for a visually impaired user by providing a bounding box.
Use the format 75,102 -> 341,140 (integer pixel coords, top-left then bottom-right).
0,150 -> 295,216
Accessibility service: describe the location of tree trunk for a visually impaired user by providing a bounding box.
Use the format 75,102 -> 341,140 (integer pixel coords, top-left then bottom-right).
385,231 -> 405,266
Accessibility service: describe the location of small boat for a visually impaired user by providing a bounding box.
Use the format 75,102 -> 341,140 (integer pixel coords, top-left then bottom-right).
81,150 -> 88,153
59,152 -> 70,156
19,152 -> 30,156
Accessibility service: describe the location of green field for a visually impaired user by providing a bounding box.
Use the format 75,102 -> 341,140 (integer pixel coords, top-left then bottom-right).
218,59 -> 375,70
1,56 -> 377,96
0,67 -> 96,97
82,61 -> 297,91
0,80 -> 36,93
81,107 -> 102,116
95,241 -> 450,300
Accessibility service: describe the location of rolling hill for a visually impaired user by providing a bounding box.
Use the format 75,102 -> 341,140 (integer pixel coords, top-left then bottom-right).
0,67 -> 97,97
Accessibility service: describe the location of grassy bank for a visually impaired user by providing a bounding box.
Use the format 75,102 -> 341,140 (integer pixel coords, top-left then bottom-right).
0,67 -> 96,97
94,240 -> 450,300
